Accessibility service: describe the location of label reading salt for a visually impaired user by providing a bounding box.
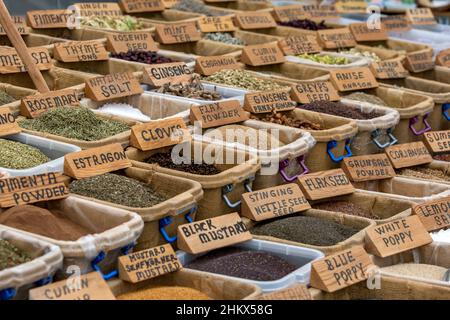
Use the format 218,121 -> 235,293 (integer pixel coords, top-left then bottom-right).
381,15 -> 411,32
385,142 -> 433,169
413,196 -> 450,232
198,16 -> 236,33
370,58 -> 409,79
406,8 -> 437,25
195,55 -> 240,76
20,89 -> 79,118
317,28 -> 356,49
405,49 -> 434,73
177,213 -> 252,255
190,100 -> 249,129
85,72 -> 143,102
53,40 -> 109,63
26,10 -> 73,29
291,81 -> 340,104
278,35 -> 321,55
106,32 -> 158,54
436,48 -> 450,68
349,22 -> 388,42
143,62 -> 192,87
241,42 -> 285,67
342,154 -> 396,182
0,107 -> 21,137
424,130 -> 450,154
0,47 -> 52,74
330,67 -> 379,92
73,3 -> 123,16
235,11 -> 277,30
244,90 -> 296,114
119,0 -> 164,13
155,22 -> 201,44
271,5 -> 308,22
297,169 -> 355,201
0,16 -> 28,35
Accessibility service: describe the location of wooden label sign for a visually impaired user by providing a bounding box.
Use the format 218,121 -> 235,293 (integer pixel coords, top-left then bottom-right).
365,216 -> 433,258
406,8 -> 437,25
424,130 -> 450,153
317,28 -> 356,49
241,42 -> 285,67
413,196 -> 450,232
118,244 -> 182,283
195,55 -> 240,76
278,35 -> 321,56
85,72 -> 143,102
342,154 -> 396,182
244,90 -> 296,114
370,58 -> 409,79
241,183 -> 310,221
177,213 -> 252,255
0,16 -> 28,35
385,142 -> 433,169
106,31 -> 158,54
330,67 -> 379,92
64,144 -> 132,179
259,284 -> 312,300
349,22 -> 388,42
405,49 -> 434,73
0,107 -> 21,137
198,16 -> 236,33
190,100 -> 249,129
271,5 -> 308,22
26,9 -> 73,29
436,48 -> 450,68
235,11 -> 277,30
143,62 -> 192,87
291,81 -> 340,104
381,15 -> 411,32
335,0 -> 367,13
130,117 -> 190,151
119,0 -> 164,13
155,22 -> 201,44
53,41 -> 109,63
0,47 -> 52,74
29,272 -> 115,300
163,0 -> 178,8
73,3 -> 123,17
297,169 -> 355,201
20,89 -> 79,118
300,5 -> 339,21
0,173 -> 68,208
310,246 -> 373,293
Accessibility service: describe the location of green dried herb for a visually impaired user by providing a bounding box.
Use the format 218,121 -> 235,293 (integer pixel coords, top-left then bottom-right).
0,91 -> 15,106
0,139 -> 50,169
205,70 -> 289,91
0,239 -> 32,272
296,53 -> 349,65
80,15 -> 145,31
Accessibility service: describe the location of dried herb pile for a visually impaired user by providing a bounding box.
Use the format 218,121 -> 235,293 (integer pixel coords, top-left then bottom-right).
0,139 -> 50,169
0,239 -> 32,272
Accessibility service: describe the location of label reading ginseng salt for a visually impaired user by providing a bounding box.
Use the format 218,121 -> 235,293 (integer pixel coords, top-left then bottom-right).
235,11 -> 277,30
198,16 -> 236,33
85,72 -> 143,102
106,32 -> 158,54
317,28 -> 356,49
436,49 -> 450,68
26,9 -> 73,29
385,141 -> 433,169
413,196 -> 450,232
278,35 -> 321,56
244,90 -> 296,114
20,89 -> 79,118
241,42 -> 285,66
342,154 -> 396,182
405,49 -> 434,73
290,81 -> 340,104
119,0 -> 164,13
195,55 -> 240,76
0,47 -> 52,74
190,100 -> 249,129
0,107 -> 21,137
370,58 -> 409,79
73,3 -> 123,16
297,169 -> 355,200
53,40 -> 109,63
424,130 -> 450,153
330,67 -> 379,92
155,22 -> 201,44
142,62 -> 192,87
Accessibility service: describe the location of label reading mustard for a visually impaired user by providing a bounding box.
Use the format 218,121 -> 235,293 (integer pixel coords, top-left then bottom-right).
235,11 -> 277,30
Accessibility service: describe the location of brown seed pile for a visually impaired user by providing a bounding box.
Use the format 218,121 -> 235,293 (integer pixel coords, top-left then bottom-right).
146,152 -> 222,175
397,166 -> 450,182
299,101 -> 383,120
156,75 -> 222,101
117,286 -> 212,300
250,111 -> 323,130
313,201 -> 381,220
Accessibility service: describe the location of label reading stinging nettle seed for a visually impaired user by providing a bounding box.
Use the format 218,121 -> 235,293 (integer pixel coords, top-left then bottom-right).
424,130 -> 450,153
235,11 -> 277,30
365,216 -> 432,258
412,196 -> 450,232
142,62 -> 192,87
85,72 -> 143,102
385,142 -> 433,169
330,67 -> 379,92
155,22 -> 201,44
106,32 -> 158,54
0,16 -> 28,35
0,107 -> 21,137
406,8 -> 437,25
244,90 -> 296,114
20,89 -> 79,118
190,100 -> 249,129
271,5 -> 308,22
370,58 -> 409,79
73,3 -> 123,16
278,35 -> 322,56
53,40 -> 109,63
119,0 -> 164,13
349,22 -> 388,42
198,16 -> 236,33
0,47 -> 52,74
291,81 -> 340,104
404,49 -> 434,73
241,42 -> 285,66
317,28 -> 356,49
436,48 -> 450,68
297,169 -> 355,201
241,184 -> 310,221
177,213 -> 253,255
195,55 -> 240,76
26,9 -> 73,29
381,15 -> 411,32
342,154 -> 396,182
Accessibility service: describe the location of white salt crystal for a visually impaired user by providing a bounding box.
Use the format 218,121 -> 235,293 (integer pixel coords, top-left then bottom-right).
97,103 -> 151,122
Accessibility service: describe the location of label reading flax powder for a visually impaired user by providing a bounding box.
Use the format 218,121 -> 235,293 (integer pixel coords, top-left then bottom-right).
370,58 -> 409,79
406,8 -> 437,25
198,16 -> 236,33
155,22 -> 201,44
119,0 -> 165,13
0,107 -> 21,137
330,67 -> 379,92
317,28 -> 356,49
142,62 -> 192,87
244,90 -> 296,114
26,9 -> 73,29
241,42 -> 285,67
278,35 -> 321,55
85,72 -> 143,102
271,5 -> 308,22
424,130 -> 450,153
349,22 -> 388,42
385,142 -> 433,169
291,81 -> 340,104
404,49 -> 434,73
297,169 -> 355,201
413,196 -> 450,232
235,11 -> 277,30
195,55 -> 240,76
53,40 -> 109,63
0,47 -> 52,74
106,32 -> 158,54
20,89 -> 79,118
342,154 -> 396,182
190,100 -> 249,129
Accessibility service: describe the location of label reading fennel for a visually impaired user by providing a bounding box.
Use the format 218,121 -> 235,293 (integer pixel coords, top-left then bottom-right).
385,142 -> 432,169
85,72 -> 143,102
297,169 -> 355,200
413,196 -> 450,232
342,154 -> 396,182
190,100 -> 249,129
235,11 -> 277,30
244,90 -> 296,113
20,89 -> 79,118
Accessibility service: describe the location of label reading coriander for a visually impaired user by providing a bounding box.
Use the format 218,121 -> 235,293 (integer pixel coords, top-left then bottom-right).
405,49 -> 434,73
85,72 -> 143,102
0,107 -> 21,137
26,9 -> 73,29
73,3 -> 123,16
53,40 -> 109,63
342,154 -> 396,182
385,142 -> 433,169
278,35 -> 321,55
349,22 -> 388,42
317,28 -> 356,49
370,58 -> 409,79
330,67 -> 379,92
20,89 -> 79,118
0,47 -> 52,74
271,5 -> 308,22
119,0 -> 165,13
195,55 -> 240,76
244,90 -> 296,114
406,8 -> 437,25
291,81 -> 340,104
424,130 -> 450,153
142,62 -> 192,87
297,169 -> 355,200
198,16 -> 236,33
241,42 -> 285,66
190,100 -> 249,129
155,22 -> 201,44
413,197 -> 450,232
235,11 -> 277,30
106,32 -> 158,54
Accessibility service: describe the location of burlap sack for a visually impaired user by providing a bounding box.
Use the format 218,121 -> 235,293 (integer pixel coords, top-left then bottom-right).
0,83 -> 36,112
206,1 -> 272,11
351,38 -> 431,61
134,9 -> 202,22
108,269 -> 262,300
418,0 -> 450,11
0,227 -> 62,300
286,51 -> 369,70
396,161 -> 450,185
0,33 -> 66,51
70,167 -> 203,252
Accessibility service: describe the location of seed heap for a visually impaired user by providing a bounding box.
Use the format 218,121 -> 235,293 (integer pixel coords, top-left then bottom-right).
313,201 -> 381,220
173,0 -> 227,16
205,70 -> 289,91
299,101 -> 382,120
0,91 -> 15,105
156,75 -> 222,100
203,32 -> 246,46
117,286 -> 211,300
250,111 -> 323,130
80,15 -> 144,31
0,239 -> 32,272
146,152 -> 222,175
381,264 -> 449,281
111,50 -> 175,64
0,139 -> 50,169
278,19 -> 329,30
296,53 -> 349,65
345,92 -> 387,106
397,167 -> 450,182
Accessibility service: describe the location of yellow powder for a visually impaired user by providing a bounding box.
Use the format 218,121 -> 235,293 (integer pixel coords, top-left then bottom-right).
117,286 -> 212,300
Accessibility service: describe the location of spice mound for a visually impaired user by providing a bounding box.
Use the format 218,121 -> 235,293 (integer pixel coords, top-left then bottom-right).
156,75 -> 222,101
313,201 -> 381,220
397,166 -> 450,182
278,19 -> 329,30
339,48 -> 381,62
19,107 -> 130,141
117,286 -> 211,300
0,205 -> 92,241
345,92 -> 387,106
251,111 -> 322,130
203,32 -> 246,45
299,101 -> 382,120
146,152 -> 222,175
251,216 -> 360,246
0,139 -> 50,169
80,15 -> 144,31
381,264 -> 449,281
296,53 -> 349,65
186,247 -> 298,281
0,239 -> 32,272
70,173 -> 169,208
111,50 -> 175,64
205,70 -> 289,91
0,91 -> 15,105
173,0 -> 227,16
433,154 -> 450,162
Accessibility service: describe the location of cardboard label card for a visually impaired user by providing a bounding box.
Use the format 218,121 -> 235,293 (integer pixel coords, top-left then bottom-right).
119,0 -> 164,13
310,246 -> 373,293
198,16 -> 236,33
85,72 -> 143,102
381,15 -> 411,32
291,81 -> 340,104
195,55 -> 240,76
29,272 -> 115,300
405,49 -> 434,73
424,130 -> 450,154
330,67 -> 379,92
0,47 -> 52,74
413,196 -> 450,232
118,244 -> 182,283
190,100 -> 249,129
259,284 -> 312,300
317,28 -> 356,49
155,22 -> 201,44
349,22 -> 388,42
385,142 -> 433,169
271,5 -> 308,22
0,107 -> 21,137
365,216 -> 433,258
300,5 -> 339,21
130,117 -> 190,151
342,154 -> 396,182
241,184 -> 310,221
177,213 -> 252,254
335,0 -> 367,13
106,32 -> 158,54
370,58 -> 409,79
142,62 -> 192,87
406,8 -> 437,25
53,40 -> 109,63
73,3 -> 123,16
0,173 -> 68,208
244,90 -> 296,114
20,89 -> 79,118
278,35 -> 321,56
235,11 -> 277,30
297,169 -> 355,201
0,16 -> 28,35
241,42 -> 285,66
436,48 -> 450,68
64,144 -> 132,179
26,10 -> 73,29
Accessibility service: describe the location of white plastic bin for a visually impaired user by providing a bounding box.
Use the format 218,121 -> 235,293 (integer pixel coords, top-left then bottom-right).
286,51 -> 369,69
390,29 -> 450,55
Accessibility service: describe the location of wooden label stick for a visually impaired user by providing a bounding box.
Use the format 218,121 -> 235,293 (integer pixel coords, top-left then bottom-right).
20,89 -> 79,118
0,106 -> 21,137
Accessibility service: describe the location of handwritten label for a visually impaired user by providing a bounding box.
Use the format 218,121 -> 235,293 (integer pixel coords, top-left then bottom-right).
241,42 -> 285,66
413,196 -> 450,232
317,28 -> 356,49
190,100 -> 249,129
26,10 -> 73,29
85,72 -> 143,102
244,90 -> 296,114
370,58 -> 409,79
53,40 -> 109,63
406,8 -> 437,25
385,142 -> 433,169
300,5 -> 339,21
195,55 -> 240,76
381,15 -> 411,32
73,3 -> 123,17
335,0 -> 367,13
260,284 -> 312,300
330,67 -> 379,92
297,169 -> 355,201
142,62 -> 192,87
106,32 -> 158,54
0,47 -> 52,74
271,5 -> 308,22
177,213 -> 252,255
0,16 -> 28,35
349,22 -> 388,42
291,81 -> 340,104
235,11 -> 277,30
20,89 -> 78,118
424,130 -> 450,153
278,35 -> 321,55
436,48 -> 450,68
342,154 -> 396,182
155,22 -> 201,44
404,49 -> 434,73
198,16 -> 236,33
0,107 -> 21,137
119,0 -> 164,13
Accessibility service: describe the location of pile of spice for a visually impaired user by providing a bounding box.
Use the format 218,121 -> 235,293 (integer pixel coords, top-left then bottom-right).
0,139 -> 50,169
345,92 -> 388,106
278,19 -> 329,30
0,205 -> 92,241
381,264 -> 449,281
19,107 -> 130,141
340,48 -> 381,62
186,247 -> 298,281
0,239 -> 32,272
397,166 -> 450,182
250,111 -> 323,130
251,216 -> 360,246
80,15 -> 144,31
203,32 -> 246,46
0,91 -> 15,105
313,201 -> 381,220
173,0 -> 227,16
156,75 -> 222,101
69,173 -> 169,208
205,70 -> 289,91
299,101 -> 383,120
111,50 -> 175,64
117,286 -> 211,300
433,154 -> 450,162
295,53 -> 349,65
146,152 -> 222,175
96,103 -> 151,122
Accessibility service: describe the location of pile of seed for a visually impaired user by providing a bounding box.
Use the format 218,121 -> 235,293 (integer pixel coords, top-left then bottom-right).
69,173 -> 169,208
156,75 -> 222,100
0,239 -> 32,272
111,50 -> 175,64
19,107 -> 130,141
0,91 -> 15,105
205,70 -> 289,91
251,216 -> 360,246
250,111 -> 323,130
186,247 -> 298,281
433,154 -> 450,162
173,0 -> 227,16
313,201 -> 381,220
0,139 -> 50,169
381,263 -> 449,281
146,152 -> 222,175
345,92 -> 387,106
296,53 -> 349,65
278,19 -> 329,30
117,286 -> 211,300
397,167 -> 450,182
203,32 -> 246,45
299,101 -> 383,120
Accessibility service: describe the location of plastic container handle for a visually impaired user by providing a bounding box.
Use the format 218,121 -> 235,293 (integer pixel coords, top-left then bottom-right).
0,288 -> 15,300
91,243 -> 135,280
372,129 -> 398,149
279,156 -> 310,182
160,206 -> 197,242
34,275 -> 53,287
409,114 -> 432,136
327,139 -> 353,163
222,180 -> 253,208
443,104 -> 450,121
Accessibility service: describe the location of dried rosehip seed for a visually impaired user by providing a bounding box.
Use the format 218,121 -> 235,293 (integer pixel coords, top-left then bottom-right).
110,50 -> 175,64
